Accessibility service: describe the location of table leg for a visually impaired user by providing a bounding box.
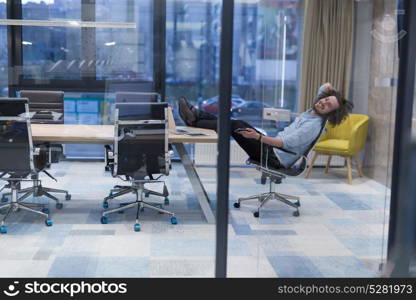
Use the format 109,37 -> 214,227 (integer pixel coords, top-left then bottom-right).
174,143 -> 216,224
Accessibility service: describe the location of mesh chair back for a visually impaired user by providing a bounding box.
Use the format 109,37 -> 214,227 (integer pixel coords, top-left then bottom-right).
19,90 -> 64,123
0,98 -> 33,173
114,103 -> 168,179
115,92 -> 160,103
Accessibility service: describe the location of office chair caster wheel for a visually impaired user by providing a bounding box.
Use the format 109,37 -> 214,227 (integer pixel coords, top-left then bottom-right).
144,193 -> 149,198
42,208 -> 50,214
101,216 -> 108,224
0,225 -> 7,234
233,202 -> 240,208
170,217 -> 177,225
65,194 -> 71,201
253,211 -> 260,218
105,166 -> 110,171
164,197 -> 169,205
134,224 -> 141,232
56,203 -> 63,209
45,219 -> 53,227
293,211 -> 300,217
103,201 -> 109,209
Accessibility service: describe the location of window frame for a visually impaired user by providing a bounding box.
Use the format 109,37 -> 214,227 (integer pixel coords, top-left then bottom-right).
6,0 -> 165,99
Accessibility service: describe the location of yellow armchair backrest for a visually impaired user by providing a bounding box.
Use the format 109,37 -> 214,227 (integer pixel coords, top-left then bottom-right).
320,114 -> 369,155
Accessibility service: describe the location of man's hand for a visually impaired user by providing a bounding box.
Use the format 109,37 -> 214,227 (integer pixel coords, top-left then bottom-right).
238,128 -> 261,140
323,82 -> 334,91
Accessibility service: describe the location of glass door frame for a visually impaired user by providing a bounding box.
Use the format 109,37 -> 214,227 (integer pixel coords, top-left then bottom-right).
386,0 -> 416,277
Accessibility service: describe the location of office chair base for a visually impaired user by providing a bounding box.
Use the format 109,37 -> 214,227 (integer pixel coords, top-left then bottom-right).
0,190 -> 52,233
102,183 -> 176,231
108,183 -> 169,205
236,191 -> 301,218
102,200 -> 177,230
1,185 -> 70,206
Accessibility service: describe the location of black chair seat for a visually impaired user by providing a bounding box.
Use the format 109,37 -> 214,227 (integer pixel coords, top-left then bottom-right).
246,159 -> 305,177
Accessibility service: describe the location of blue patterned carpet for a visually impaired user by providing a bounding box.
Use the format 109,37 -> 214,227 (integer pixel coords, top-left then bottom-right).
0,161 -> 390,277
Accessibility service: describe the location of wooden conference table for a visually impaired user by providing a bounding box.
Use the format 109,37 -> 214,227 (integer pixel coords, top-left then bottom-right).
31,124 -> 218,224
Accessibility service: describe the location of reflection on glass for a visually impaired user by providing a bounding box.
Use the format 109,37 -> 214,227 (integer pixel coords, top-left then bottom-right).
96,0 -> 153,81
0,0 -> 7,95
166,0 -> 221,123
254,1 -> 303,137
413,67 -> 416,138
21,0 -> 82,80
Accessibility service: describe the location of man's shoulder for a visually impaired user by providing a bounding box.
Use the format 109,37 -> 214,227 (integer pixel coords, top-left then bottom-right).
300,110 -> 324,122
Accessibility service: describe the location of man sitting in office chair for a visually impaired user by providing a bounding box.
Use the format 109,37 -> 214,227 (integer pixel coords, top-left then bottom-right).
179,83 -> 353,170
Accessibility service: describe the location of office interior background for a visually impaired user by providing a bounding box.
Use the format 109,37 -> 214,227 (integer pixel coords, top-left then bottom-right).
0,0 -> 415,277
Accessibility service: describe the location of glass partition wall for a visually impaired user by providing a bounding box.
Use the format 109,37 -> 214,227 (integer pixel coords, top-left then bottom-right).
0,0 -> 7,95
0,0 -> 411,278
225,0 -> 397,277
0,0 -> 219,278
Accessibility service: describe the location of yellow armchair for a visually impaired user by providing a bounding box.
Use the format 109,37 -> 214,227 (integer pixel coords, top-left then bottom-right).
305,114 -> 369,184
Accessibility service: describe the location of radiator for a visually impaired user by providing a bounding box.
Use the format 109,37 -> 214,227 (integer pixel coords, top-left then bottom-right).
194,142 -> 345,167
194,141 -> 248,165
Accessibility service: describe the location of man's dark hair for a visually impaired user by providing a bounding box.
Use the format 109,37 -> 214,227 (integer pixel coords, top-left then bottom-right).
314,89 -> 353,126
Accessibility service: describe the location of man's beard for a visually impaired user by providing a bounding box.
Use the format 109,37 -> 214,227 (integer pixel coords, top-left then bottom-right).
312,103 -> 325,116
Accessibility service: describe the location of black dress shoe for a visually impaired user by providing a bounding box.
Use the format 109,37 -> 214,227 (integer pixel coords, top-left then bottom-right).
179,97 -> 197,126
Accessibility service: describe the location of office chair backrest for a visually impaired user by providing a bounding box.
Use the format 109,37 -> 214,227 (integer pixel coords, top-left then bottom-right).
114,102 -> 169,179
0,97 -> 27,117
302,117 -> 327,159
19,90 -> 64,123
0,98 -> 34,173
115,92 -> 160,103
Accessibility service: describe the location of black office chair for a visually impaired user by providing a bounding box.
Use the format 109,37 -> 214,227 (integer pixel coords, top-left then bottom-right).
101,102 -> 177,232
19,90 -> 64,124
104,92 -> 161,172
18,90 -> 65,165
103,92 -> 170,204
115,92 -> 160,103
234,120 -> 326,218
2,91 -> 71,207
0,98 -> 53,233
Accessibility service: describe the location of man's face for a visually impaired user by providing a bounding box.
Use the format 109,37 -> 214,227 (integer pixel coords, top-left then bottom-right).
314,96 -> 340,115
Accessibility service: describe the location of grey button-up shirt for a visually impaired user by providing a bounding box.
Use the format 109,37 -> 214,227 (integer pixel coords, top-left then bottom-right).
273,85 -> 328,168
273,109 -> 324,168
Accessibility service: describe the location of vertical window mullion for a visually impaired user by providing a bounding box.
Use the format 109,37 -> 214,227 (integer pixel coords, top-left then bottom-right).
153,0 -> 166,100
81,0 -> 96,85
7,0 -> 22,96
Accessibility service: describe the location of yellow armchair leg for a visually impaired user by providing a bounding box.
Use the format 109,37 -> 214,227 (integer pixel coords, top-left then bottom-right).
354,155 -> 364,177
346,156 -> 353,184
305,152 -> 319,178
325,155 -> 332,174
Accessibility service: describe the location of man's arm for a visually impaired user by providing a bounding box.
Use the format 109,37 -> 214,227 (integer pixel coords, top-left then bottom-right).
238,128 -> 284,148
317,82 -> 334,97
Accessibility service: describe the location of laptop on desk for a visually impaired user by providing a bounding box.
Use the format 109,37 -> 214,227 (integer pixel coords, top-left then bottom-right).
167,108 -> 206,136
